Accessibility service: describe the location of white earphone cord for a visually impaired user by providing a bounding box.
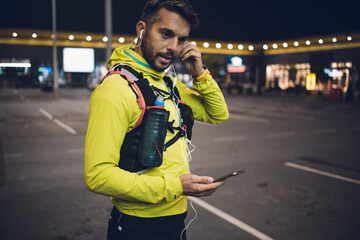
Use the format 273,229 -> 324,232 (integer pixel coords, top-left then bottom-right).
180,197 -> 198,240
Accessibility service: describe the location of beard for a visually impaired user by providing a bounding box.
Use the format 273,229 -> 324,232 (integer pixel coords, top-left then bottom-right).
141,36 -> 175,72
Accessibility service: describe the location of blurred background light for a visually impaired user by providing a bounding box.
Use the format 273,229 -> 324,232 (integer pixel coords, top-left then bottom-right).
227,44 -> 233,49
69,35 -> 74,40
102,36 -> 108,42
332,37 -> 337,43
118,37 -> 125,43
248,45 -> 254,51
215,43 -> 221,49
318,39 -> 323,44
12,32 -> 17,37
86,35 -> 92,41
32,33 -> 37,38
263,44 -> 268,50
0,63 -> 31,68
203,42 -> 209,48
306,40 -> 311,45
294,41 -> 299,47
238,44 -> 243,50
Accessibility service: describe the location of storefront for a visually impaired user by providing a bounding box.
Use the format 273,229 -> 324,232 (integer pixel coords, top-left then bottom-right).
264,61 -> 356,98
0,60 -> 32,88
265,63 -> 310,92
0,29 -> 359,101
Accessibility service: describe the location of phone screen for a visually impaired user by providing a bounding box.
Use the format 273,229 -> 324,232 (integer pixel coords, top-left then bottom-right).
214,170 -> 245,182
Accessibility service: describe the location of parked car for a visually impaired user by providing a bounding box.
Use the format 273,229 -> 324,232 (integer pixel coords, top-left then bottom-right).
40,77 -> 66,91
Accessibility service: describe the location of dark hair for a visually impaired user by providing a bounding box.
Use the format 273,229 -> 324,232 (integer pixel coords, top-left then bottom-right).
140,0 -> 199,29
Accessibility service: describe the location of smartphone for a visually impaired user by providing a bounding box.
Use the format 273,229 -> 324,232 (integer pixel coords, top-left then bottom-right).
214,170 -> 245,182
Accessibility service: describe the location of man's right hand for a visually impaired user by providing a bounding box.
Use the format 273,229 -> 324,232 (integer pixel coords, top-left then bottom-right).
180,174 -> 225,197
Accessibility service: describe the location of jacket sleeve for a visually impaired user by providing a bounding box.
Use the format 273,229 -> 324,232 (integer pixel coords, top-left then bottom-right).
84,75 -> 183,203
177,71 -> 229,124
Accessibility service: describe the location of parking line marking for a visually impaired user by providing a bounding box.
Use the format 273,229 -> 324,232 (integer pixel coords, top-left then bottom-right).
39,107 -> 53,120
53,119 -> 77,135
190,197 -> 274,240
215,135 -> 246,142
284,162 -> 360,185
39,107 -> 77,135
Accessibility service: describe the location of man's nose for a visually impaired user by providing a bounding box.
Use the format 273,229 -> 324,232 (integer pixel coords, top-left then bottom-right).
166,38 -> 178,52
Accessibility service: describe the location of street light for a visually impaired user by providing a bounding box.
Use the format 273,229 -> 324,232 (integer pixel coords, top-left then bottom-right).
52,0 -> 58,98
105,0 -> 112,61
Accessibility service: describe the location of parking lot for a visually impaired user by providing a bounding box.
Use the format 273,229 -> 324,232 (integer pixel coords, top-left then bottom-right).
1,88 -> 360,240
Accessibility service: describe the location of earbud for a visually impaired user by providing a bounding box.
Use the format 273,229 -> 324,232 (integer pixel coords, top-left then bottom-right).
139,29 -> 143,40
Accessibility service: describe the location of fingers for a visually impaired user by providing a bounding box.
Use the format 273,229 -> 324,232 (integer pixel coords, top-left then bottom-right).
190,174 -> 213,184
180,174 -> 225,197
179,42 -> 200,61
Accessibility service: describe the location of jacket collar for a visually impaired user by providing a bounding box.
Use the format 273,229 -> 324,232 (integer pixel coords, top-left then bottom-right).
107,46 -> 167,80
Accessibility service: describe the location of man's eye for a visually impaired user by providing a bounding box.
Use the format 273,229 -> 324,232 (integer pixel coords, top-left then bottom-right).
161,32 -> 171,38
179,38 -> 186,44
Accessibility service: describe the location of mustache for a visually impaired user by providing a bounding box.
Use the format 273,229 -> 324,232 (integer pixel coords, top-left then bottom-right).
157,52 -> 175,59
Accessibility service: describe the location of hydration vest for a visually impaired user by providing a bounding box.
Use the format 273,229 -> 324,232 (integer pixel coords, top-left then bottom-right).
102,63 -> 194,173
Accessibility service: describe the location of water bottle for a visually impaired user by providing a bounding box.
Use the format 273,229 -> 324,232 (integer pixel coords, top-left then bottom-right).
137,97 -> 169,168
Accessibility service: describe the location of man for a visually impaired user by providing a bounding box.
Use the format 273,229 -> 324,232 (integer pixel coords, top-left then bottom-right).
84,0 -> 229,239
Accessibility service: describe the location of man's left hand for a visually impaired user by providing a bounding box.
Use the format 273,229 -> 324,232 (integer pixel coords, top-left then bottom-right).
179,41 -> 204,78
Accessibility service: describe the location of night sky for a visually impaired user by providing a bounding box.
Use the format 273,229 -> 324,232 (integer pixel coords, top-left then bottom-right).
0,0 -> 359,42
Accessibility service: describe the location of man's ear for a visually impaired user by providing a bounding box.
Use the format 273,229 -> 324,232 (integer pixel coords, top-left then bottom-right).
136,21 -> 146,39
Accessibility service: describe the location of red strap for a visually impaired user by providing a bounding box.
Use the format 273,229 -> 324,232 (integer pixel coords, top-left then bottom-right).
103,68 -> 146,131
177,100 -> 186,104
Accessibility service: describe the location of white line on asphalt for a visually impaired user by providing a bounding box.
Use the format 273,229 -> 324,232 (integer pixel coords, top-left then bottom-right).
312,128 -> 337,134
39,107 -> 77,135
53,119 -> 77,135
268,131 -> 295,138
190,197 -> 274,240
215,135 -> 246,142
39,107 -> 53,120
284,162 -> 360,185
66,148 -> 84,153
230,113 -> 270,124
4,153 -> 23,158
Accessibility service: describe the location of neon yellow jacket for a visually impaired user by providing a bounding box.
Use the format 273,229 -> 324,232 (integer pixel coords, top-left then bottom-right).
84,46 -> 229,218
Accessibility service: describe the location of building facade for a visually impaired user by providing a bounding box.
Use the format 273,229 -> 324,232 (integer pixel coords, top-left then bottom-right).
0,28 -> 359,101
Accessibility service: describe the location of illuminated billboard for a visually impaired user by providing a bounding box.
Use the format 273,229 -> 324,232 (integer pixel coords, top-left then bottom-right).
63,48 -> 94,73
227,56 -> 245,73
306,73 -> 316,91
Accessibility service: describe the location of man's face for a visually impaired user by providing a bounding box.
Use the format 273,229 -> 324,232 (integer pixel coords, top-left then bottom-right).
140,8 -> 191,72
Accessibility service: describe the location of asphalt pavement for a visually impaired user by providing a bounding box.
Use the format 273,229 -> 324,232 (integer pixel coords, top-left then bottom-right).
0,88 -> 359,240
